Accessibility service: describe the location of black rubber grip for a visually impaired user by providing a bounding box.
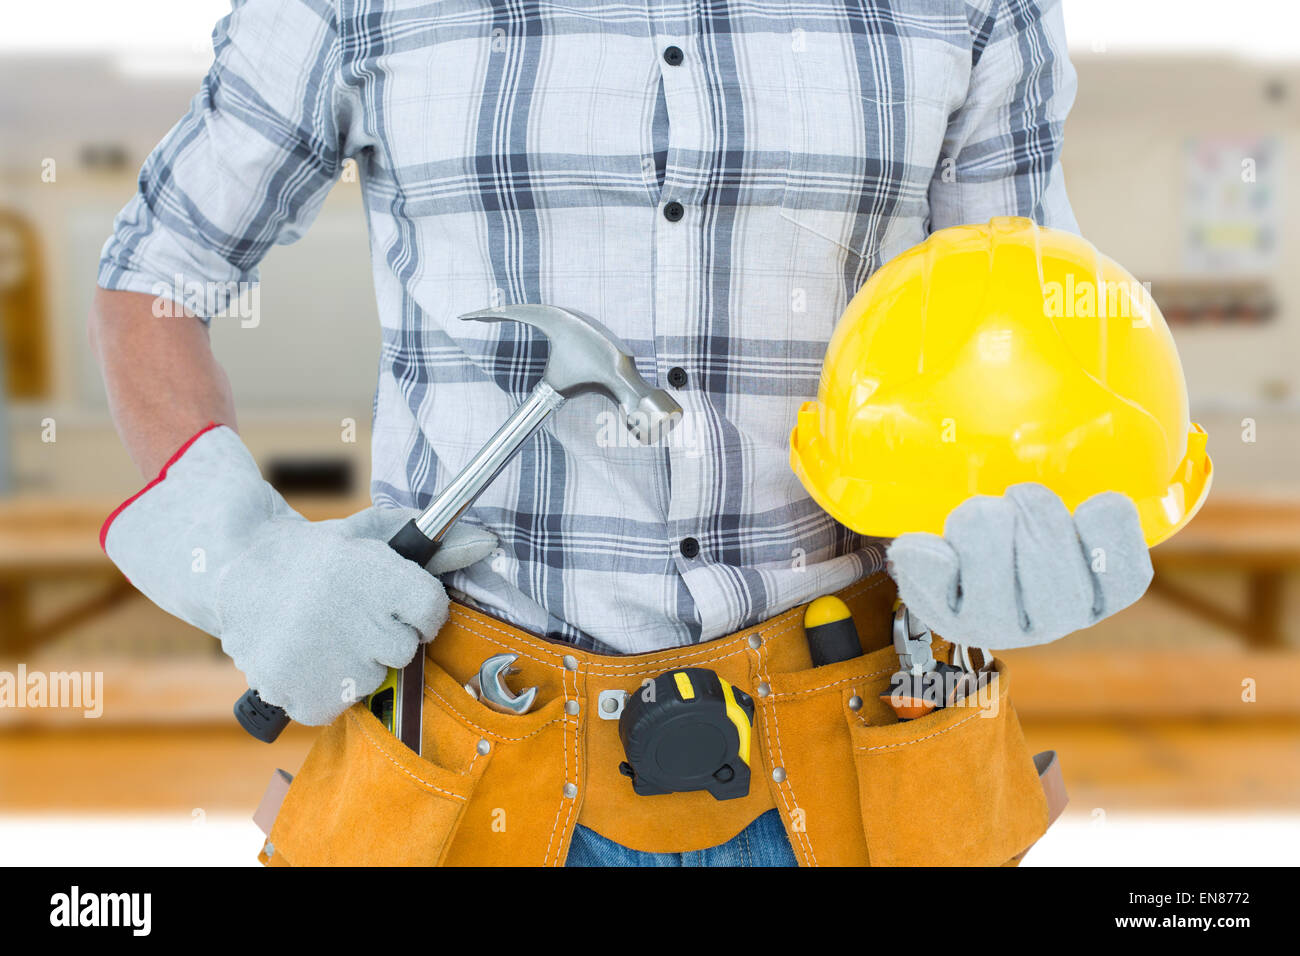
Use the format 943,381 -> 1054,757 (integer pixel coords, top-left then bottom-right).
807,618 -> 862,667
387,517 -> 443,565
234,688 -> 291,743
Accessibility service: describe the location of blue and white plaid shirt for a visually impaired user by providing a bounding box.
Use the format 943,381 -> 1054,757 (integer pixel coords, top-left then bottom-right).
99,0 -> 1078,653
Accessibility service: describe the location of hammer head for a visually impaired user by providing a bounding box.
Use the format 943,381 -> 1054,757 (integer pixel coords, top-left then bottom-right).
460,305 -> 681,443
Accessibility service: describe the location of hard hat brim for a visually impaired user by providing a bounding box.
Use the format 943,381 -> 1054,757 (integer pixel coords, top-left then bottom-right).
790,420 -> 1213,548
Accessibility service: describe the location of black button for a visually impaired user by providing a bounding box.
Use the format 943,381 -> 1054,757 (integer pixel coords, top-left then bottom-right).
663,201 -> 684,222
667,366 -> 688,388
679,537 -> 700,559
663,45 -> 684,66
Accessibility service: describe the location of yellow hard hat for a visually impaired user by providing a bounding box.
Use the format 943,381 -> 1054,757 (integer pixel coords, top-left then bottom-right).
790,217 -> 1211,547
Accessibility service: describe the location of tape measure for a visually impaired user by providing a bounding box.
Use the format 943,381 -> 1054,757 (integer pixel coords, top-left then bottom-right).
618,667 -> 755,801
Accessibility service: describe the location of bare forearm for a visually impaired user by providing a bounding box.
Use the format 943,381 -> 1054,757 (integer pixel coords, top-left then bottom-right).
89,288 -> 238,478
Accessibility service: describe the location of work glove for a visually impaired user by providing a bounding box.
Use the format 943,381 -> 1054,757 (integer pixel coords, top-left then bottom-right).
101,425 -> 496,725
886,483 -> 1152,649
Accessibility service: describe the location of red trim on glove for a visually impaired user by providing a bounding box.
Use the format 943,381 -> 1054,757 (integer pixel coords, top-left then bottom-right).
99,422 -> 224,552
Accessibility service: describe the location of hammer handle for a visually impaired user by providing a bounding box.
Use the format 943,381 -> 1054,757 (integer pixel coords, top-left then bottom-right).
233,383 -> 566,742
412,381 -> 565,539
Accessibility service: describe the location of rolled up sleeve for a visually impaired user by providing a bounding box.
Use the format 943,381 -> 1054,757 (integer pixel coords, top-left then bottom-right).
97,0 -> 349,318
929,0 -> 1079,234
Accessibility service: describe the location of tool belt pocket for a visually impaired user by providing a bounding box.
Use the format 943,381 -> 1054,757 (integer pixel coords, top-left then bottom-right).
847,660 -> 1049,867
262,661 -> 493,867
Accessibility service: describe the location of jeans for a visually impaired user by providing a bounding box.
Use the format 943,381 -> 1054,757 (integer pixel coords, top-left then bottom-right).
564,808 -> 798,867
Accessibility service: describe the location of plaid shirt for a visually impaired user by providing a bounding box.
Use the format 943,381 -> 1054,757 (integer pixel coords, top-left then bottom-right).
99,0 -> 1077,653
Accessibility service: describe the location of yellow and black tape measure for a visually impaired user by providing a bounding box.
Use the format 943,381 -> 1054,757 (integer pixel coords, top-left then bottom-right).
618,667 -> 755,801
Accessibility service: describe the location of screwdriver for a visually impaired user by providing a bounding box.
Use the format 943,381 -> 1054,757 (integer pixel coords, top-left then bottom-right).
803,595 -> 863,666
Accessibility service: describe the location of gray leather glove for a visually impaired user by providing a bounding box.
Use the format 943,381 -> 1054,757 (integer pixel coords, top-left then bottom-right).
102,426 -> 496,725
216,505 -> 494,725
886,483 -> 1152,649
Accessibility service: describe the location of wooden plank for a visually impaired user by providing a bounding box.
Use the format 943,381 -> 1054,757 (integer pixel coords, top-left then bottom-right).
0,658 -> 251,727
2,580 -> 138,656
1021,718 -> 1300,812
0,725 -> 316,812
1153,496 -> 1300,567
0,496 -> 371,575
1002,648 -> 1300,718
1146,573 -> 1258,641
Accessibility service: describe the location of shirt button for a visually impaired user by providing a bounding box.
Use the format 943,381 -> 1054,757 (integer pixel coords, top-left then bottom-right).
679,537 -> 700,559
667,366 -> 688,388
663,45 -> 684,66
663,201 -> 684,222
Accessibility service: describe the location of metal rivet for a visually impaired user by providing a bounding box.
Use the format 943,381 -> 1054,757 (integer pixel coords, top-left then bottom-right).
476,738 -> 491,755
263,841 -> 275,858
772,767 -> 787,783
597,689 -> 627,720
848,695 -> 863,712
756,682 -> 770,698
563,655 -> 579,671
563,782 -> 578,799
747,633 -> 762,649
565,700 -> 580,716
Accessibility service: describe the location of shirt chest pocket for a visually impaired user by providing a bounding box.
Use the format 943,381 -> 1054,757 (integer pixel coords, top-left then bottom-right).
777,23 -> 966,275
345,2 -> 658,217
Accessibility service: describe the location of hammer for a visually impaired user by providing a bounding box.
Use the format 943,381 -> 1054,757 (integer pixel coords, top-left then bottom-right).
234,305 -> 683,744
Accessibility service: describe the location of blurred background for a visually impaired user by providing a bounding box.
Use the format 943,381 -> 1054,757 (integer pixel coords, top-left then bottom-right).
1,0 -> 1297,865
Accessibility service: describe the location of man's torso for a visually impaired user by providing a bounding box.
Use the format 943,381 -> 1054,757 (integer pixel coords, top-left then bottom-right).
350,1 -> 974,650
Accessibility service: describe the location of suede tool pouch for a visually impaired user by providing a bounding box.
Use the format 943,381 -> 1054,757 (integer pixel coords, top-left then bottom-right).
261,667 -> 493,867
847,660 -> 1049,867
750,648 -> 897,866
260,650 -> 571,867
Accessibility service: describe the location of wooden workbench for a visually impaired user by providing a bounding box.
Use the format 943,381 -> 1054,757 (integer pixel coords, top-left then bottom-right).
0,497 -> 368,654
1148,498 -> 1300,646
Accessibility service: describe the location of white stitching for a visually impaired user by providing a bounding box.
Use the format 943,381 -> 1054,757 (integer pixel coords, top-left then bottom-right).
445,574 -> 886,678
423,684 -> 565,742
544,665 -> 579,866
345,711 -> 469,802
452,612 -> 772,674
752,642 -> 818,867
764,666 -> 896,700
433,574 -> 892,865
853,708 -> 984,752
560,665 -> 581,862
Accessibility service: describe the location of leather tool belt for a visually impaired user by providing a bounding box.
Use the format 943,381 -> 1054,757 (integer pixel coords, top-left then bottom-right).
256,571 -> 1066,866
